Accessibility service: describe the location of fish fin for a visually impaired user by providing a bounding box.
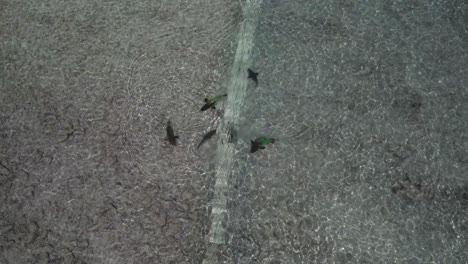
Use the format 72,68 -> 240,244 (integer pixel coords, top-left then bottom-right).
248,68 -> 259,77
259,145 -> 266,149
270,138 -> 275,143
211,105 -> 216,109
204,98 -> 209,103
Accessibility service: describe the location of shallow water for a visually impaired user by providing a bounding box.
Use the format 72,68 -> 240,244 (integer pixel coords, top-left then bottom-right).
1,0 -> 467,263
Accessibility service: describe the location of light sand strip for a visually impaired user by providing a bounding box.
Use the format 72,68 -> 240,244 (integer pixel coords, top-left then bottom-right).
203,0 -> 262,262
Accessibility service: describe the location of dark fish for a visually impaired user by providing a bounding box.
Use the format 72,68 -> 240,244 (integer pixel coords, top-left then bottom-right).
200,94 -> 227,111
196,129 -> 217,149
166,120 -> 179,146
247,68 -> 259,86
200,99 -> 216,111
250,141 -> 264,153
250,137 -> 275,153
